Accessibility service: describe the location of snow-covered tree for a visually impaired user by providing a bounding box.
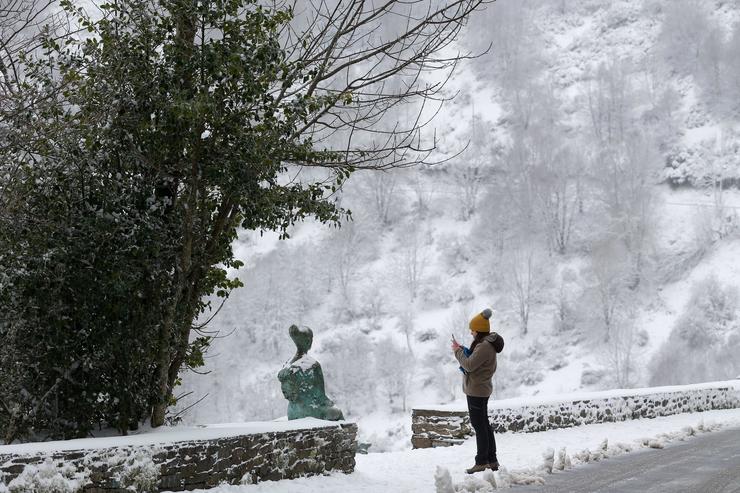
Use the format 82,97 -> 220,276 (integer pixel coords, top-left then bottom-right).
364,170 -> 402,228
603,310 -> 642,388
506,246 -> 546,336
0,0 -> 485,440
586,60 -> 633,149
529,130 -> 583,255
321,332 -> 376,417
588,242 -> 631,342
375,337 -> 413,412
446,114 -> 500,221
650,276 -> 740,385
393,222 -> 429,302
657,0 -> 713,76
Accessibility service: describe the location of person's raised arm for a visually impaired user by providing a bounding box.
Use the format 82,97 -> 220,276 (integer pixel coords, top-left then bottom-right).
454,343 -> 488,373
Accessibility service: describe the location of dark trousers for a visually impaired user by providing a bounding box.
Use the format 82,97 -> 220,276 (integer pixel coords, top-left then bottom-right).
467,395 -> 497,465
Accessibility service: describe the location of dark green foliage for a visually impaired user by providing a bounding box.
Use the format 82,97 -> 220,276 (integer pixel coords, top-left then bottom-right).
0,0 -> 344,441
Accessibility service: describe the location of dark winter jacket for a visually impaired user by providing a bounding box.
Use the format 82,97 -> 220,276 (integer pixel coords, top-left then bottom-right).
454,332 -> 503,398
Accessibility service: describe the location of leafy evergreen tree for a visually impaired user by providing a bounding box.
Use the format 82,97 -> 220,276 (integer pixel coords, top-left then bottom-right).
0,0 -> 482,440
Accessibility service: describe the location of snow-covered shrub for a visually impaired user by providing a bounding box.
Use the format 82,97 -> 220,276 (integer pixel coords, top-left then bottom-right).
515,363 -> 544,387
552,266 -> 581,334
685,103 -> 711,129
507,343 -> 546,387
663,147 -> 705,187
663,141 -> 740,192
7,459 -> 88,493
114,449 -> 160,492
438,233 -> 473,277
552,284 -> 577,333
635,329 -> 649,347
416,329 -> 438,343
603,1 -> 637,30
714,331 -> 740,381
675,276 -> 737,347
650,276 -> 740,385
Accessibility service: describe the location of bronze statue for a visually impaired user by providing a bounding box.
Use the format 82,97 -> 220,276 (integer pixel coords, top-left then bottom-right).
277,325 -> 344,421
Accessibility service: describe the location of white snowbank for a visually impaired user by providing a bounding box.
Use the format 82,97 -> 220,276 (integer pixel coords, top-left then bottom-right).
185,408 -> 740,493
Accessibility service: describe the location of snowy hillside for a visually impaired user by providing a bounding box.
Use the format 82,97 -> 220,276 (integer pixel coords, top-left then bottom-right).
178,0 -> 740,450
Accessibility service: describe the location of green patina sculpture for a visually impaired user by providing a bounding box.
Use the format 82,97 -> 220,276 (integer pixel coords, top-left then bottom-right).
277,325 -> 344,421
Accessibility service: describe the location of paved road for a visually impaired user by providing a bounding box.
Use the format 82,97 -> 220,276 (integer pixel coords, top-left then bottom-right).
513,427 -> 740,493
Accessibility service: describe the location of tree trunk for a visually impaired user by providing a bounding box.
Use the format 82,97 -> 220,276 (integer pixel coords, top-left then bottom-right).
151,1 -> 198,428
151,319 -> 173,427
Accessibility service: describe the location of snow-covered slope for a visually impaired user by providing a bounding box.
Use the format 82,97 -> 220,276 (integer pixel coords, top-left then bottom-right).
178,0 -> 740,450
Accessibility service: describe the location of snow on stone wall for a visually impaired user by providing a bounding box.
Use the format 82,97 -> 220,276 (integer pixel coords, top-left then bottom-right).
0,422 -> 357,491
411,381 -> 740,448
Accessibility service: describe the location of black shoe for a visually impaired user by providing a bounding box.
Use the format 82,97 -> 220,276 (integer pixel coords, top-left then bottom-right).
489,461 -> 500,471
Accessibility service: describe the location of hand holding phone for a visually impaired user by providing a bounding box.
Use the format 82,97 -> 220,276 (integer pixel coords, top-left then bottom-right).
450,333 -> 461,351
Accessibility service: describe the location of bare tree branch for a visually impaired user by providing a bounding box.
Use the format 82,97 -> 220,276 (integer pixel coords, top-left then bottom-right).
274,0 -> 492,170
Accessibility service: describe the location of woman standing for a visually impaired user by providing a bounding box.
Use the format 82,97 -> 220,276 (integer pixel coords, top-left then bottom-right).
451,308 -> 505,474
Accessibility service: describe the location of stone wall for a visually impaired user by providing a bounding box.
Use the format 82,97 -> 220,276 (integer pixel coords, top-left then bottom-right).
412,381 -> 740,448
0,422 -> 357,491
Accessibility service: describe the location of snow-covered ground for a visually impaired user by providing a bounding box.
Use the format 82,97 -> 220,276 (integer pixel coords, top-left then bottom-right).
183,409 -> 740,493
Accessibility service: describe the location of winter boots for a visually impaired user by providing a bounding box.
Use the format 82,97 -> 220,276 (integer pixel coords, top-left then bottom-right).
465,461 -> 499,474
465,464 -> 488,474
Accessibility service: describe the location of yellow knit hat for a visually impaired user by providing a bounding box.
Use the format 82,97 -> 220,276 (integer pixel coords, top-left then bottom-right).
469,308 -> 493,333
